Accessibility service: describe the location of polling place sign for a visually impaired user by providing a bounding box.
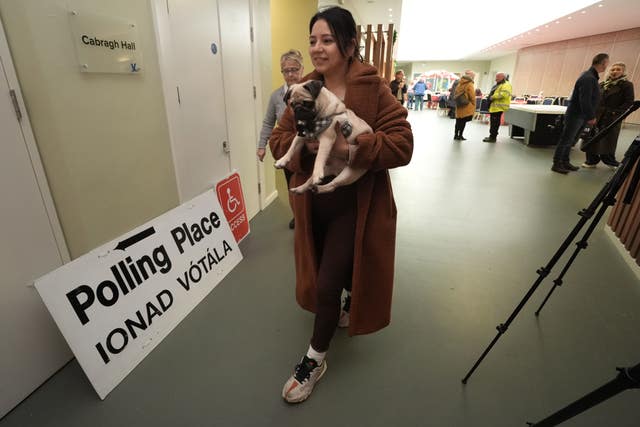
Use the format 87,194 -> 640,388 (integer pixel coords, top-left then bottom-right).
35,189 -> 242,399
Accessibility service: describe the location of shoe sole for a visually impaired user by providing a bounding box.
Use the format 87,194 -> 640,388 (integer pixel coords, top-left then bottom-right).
282,362 -> 327,404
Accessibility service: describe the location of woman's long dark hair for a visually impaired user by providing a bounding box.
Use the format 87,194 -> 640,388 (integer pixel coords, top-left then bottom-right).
309,7 -> 363,63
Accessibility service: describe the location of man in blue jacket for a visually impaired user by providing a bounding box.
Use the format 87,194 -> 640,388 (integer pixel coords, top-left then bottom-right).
551,53 -> 609,174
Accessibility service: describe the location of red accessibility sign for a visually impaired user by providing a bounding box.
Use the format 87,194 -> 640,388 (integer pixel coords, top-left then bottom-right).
215,172 -> 250,242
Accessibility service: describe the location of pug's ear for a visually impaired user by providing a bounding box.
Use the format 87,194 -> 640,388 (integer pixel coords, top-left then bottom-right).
283,88 -> 292,105
303,80 -> 323,99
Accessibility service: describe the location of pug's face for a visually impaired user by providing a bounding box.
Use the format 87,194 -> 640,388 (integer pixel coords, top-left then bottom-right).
284,80 -> 323,108
284,81 -> 324,137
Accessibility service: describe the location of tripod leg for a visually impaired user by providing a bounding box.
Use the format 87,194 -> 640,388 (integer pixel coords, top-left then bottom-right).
527,363 -> 640,426
535,152 -> 637,316
462,139 -> 640,384
534,201 -> 612,316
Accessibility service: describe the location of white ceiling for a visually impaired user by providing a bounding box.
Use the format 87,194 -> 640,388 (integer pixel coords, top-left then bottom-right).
346,0 -> 640,61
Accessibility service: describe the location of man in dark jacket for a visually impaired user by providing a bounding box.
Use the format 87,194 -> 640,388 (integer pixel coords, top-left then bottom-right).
551,53 -> 609,174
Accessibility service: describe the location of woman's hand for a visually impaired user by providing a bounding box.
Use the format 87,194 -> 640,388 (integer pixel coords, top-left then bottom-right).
256,148 -> 266,161
303,122 -> 349,161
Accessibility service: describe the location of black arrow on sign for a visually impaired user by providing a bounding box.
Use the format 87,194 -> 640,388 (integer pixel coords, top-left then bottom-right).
115,227 -> 156,251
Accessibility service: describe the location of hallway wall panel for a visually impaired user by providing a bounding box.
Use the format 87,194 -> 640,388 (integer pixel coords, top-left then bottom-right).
512,27 -> 640,124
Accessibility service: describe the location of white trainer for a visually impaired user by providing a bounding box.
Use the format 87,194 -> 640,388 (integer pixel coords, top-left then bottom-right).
338,294 -> 351,328
338,310 -> 350,328
282,356 -> 327,403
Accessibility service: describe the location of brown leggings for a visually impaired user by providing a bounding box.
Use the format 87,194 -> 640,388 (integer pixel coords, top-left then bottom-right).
309,183 -> 357,352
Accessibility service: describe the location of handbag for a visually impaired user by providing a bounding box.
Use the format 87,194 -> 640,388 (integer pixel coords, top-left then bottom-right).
455,92 -> 470,107
579,125 -> 599,152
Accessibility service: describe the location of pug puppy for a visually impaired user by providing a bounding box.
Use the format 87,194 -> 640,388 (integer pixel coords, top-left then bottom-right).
274,80 -> 372,194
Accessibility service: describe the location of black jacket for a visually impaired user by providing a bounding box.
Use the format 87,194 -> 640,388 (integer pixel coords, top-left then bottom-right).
389,79 -> 407,98
567,67 -> 600,119
596,79 -> 635,126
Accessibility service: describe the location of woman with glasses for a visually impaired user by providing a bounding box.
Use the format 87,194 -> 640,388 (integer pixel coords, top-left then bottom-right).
257,49 -> 304,228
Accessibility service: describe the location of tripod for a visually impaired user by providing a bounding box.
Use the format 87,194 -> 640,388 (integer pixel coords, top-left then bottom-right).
527,363 -> 640,426
462,100 -> 640,385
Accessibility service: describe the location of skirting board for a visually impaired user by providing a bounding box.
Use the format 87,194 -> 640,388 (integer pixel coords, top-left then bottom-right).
604,225 -> 640,282
263,190 -> 279,209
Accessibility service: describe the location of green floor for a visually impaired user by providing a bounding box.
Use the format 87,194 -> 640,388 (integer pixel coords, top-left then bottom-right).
2,110 -> 640,427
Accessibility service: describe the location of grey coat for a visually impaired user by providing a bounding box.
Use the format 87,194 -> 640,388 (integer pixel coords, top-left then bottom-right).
258,85 -> 288,149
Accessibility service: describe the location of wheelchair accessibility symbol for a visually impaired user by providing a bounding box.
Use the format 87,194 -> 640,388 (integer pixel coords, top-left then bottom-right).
215,172 -> 249,242
226,188 -> 241,213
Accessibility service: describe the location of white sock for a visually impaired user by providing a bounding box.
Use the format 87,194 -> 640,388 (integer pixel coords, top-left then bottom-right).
306,345 -> 326,364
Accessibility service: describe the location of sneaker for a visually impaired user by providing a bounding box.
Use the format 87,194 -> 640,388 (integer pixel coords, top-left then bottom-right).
602,159 -> 620,169
282,356 -> 327,403
564,162 -> 580,171
338,294 -> 351,328
483,137 -> 496,143
581,162 -> 597,168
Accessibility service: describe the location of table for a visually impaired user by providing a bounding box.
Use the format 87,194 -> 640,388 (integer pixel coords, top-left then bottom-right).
504,105 -> 567,145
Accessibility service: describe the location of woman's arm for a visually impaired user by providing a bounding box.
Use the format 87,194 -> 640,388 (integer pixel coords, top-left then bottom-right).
349,82 -> 413,171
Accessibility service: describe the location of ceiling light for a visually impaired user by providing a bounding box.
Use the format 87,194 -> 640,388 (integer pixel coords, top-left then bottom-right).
388,8 -> 392,11
555,20 -> 560,23
598,3 -> 603,6
581,10 -> 587,13
567,16 -> 572,19
545,24 -> 549,27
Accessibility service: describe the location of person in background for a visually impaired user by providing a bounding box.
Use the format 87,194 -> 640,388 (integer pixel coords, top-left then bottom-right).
453,71 -> 476,140
407,78 -> 416,110
582,61 -> 635,169
258,49 -> 304,228
389,69 -> 407,106
482,72 -> 512,143
551,53 -> 609,174
269,6 -> 413,404
413,78 -> 427,111
447,78 -> 459,119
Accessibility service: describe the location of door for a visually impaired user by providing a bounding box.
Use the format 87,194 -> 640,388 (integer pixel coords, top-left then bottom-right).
152,0 -> 261,217
218,0 -> 260,219
0,20 -> 72,418
155,0 -> 232,203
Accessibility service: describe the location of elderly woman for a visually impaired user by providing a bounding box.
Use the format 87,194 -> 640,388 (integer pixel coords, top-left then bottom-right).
453,71 -> 476,140
582,62 -> 635,168
257,49 -> 304,228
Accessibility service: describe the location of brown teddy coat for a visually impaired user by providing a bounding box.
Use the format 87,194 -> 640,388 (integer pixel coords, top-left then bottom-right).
454,75 -> 476,119
269,61 -> 413,335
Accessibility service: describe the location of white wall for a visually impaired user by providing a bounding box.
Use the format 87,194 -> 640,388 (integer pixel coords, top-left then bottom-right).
489,52 -> 517,92
0,0 -> 179,258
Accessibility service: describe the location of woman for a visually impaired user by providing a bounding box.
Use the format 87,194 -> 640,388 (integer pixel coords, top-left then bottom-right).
269,6 -> 413,403
258,49 -> 304,228
453,71 -> 476,140
582,62 -> 635,168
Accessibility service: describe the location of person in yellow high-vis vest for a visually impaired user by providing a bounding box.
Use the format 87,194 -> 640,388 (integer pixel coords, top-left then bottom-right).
483,72 -> 512,142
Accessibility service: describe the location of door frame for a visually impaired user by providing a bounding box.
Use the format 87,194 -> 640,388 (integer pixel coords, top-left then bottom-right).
249,0 -> 278,209
0,17 -> 69,264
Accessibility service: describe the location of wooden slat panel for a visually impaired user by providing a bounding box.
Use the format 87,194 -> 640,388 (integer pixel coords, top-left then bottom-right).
512,27 -> 639,124
608,158 -> 640,265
